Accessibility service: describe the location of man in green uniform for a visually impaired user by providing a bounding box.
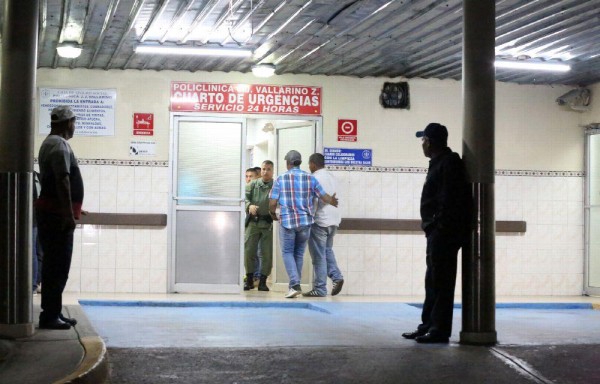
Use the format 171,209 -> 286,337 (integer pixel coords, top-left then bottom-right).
244,160 -> 274,291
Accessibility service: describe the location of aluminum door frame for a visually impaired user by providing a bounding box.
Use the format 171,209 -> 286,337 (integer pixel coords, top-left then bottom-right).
169,115 -> 246,293
585,128 -> 600,296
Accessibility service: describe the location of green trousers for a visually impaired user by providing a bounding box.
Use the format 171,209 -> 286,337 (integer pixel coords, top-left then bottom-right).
244,221 -> 273,276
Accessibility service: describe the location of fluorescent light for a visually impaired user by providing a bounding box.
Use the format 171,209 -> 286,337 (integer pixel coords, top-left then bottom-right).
494,60 -> 570,72
252,63 -> 276,78
135,45 -> 252,57
56,43 -> 82,59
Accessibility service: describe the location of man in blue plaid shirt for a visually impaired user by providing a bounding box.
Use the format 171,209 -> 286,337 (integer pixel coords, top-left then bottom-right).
269,150 -> 338,298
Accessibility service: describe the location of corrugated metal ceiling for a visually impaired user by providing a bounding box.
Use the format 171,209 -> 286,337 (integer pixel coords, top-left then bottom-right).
2,0 -> 599,85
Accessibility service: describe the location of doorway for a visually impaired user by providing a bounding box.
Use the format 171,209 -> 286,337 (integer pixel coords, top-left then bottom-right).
170,114 -> 321,293
246,119 -> 319,292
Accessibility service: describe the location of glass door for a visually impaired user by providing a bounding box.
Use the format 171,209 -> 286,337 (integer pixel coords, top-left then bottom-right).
170,117 -> 245,293
272,122 -> 318,291
585,129 -> 600,296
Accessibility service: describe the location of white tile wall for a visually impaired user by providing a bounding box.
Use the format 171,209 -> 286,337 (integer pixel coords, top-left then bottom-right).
65,165 -> 584,296
66,165 -> 170,293
331,171 -> 584,297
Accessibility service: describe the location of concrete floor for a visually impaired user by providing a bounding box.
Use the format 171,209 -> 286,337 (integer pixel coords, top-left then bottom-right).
77,296 -> 600,383
80,301 -> 600,347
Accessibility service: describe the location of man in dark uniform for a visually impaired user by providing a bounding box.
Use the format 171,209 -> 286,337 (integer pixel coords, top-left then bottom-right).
402,123 -> 471,343
36,106 -> 85,330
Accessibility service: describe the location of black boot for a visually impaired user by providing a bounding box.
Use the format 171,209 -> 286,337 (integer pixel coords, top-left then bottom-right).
244,273 -> 254,291
258,275 -> 269,291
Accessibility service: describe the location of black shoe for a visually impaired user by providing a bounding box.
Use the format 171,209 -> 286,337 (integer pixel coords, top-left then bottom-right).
258,275 -> 269,291
331,279 -> 344,296
402,329 -> 427,339
59,314 -> 78,326
415,332 -> 449,344
244,273 -> 254,290
39,318 -> 71,330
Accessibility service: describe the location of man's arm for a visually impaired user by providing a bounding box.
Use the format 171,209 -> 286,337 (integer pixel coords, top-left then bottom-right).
320,193 -> 338,207
245,181 -> 257,215
56,173 -> 75,231
269,198 -> 279,221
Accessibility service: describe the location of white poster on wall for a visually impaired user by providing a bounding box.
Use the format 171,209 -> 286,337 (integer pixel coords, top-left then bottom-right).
130,140 -> 156,156
39,88 -> 116,136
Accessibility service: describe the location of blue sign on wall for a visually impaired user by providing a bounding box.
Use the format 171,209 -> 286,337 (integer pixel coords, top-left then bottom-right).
324,147 -> 372,166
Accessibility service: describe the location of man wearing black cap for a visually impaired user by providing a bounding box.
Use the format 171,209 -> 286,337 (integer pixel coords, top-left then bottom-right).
402,123 -> 471,343
36,105 -> 84,329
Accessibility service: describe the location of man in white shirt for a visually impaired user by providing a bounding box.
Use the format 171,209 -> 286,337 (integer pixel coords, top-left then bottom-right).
304,153 -> 344,297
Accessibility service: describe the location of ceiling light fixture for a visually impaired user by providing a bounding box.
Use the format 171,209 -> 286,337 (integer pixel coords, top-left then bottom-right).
494,60 -> 570,72
56,42 -> 82,59
252,63 -> 276,77
135,45 -> 252,57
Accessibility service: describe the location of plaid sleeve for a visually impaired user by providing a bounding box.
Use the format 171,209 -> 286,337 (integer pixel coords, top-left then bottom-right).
270,178 -> 280,199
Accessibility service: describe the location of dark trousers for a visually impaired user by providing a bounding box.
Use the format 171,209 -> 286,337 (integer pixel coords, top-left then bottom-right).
37,212 -> 74,322
417,230 -> 461,338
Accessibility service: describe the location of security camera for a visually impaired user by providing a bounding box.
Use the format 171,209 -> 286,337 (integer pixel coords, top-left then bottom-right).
556,88 -> 591,110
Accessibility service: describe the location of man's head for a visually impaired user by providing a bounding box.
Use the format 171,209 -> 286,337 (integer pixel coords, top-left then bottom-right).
50,105 -> 77,139
284,150 -> 302,169
308,153 -> 325,173
261,160 -> 274,182
245,168 -> 259,184
416,123 -> 448,158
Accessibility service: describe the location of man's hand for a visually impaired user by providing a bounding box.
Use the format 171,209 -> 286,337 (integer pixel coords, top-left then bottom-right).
248,205 -> 258,215
330,193 -> 338,207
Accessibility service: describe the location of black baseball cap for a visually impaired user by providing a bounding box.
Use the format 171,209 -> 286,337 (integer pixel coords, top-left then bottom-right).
416,123 -> 448,144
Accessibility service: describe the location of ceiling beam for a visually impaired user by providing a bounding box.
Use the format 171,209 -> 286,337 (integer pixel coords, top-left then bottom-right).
88,0 -> 122,68
106,0 -> 146,70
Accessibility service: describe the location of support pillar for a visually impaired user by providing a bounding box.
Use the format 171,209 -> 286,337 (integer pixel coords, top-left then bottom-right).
0,0 -> 39,338
460,0 -> 497,345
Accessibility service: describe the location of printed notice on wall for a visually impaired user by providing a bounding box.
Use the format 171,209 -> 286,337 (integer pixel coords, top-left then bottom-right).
39,88 -> 116,136
324,148 -> 372,166
130,140 -> 156,156
170,82 -> 322,115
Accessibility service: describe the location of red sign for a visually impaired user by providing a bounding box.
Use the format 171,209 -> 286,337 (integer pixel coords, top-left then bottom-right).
133,113 -> 154,136
338,119 -> 357,142
170,82 -> 322,115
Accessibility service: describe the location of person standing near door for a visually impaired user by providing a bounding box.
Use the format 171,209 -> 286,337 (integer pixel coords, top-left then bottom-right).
269,150 -> 338,299
244,160 -> 275,291
305,153 -> 344,297
244,167 -> 262,284
402,123 -> 471,343
35,106 -> 84,329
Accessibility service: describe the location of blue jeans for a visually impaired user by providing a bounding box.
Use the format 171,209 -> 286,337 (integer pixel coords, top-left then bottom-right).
279,225 -> 311,288
308,224 -> 343,295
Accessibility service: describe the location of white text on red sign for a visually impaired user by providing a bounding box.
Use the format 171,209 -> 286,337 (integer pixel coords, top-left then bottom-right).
170,82 -> 322,115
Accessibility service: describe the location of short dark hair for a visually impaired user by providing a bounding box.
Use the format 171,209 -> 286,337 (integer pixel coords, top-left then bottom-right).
253,166 -> 262,173
309,153 -> 325,168
246,168 -> 258,175
262,160 -> 274,167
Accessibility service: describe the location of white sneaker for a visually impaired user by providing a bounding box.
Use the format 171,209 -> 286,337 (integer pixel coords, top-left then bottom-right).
285,286 -> 302,299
